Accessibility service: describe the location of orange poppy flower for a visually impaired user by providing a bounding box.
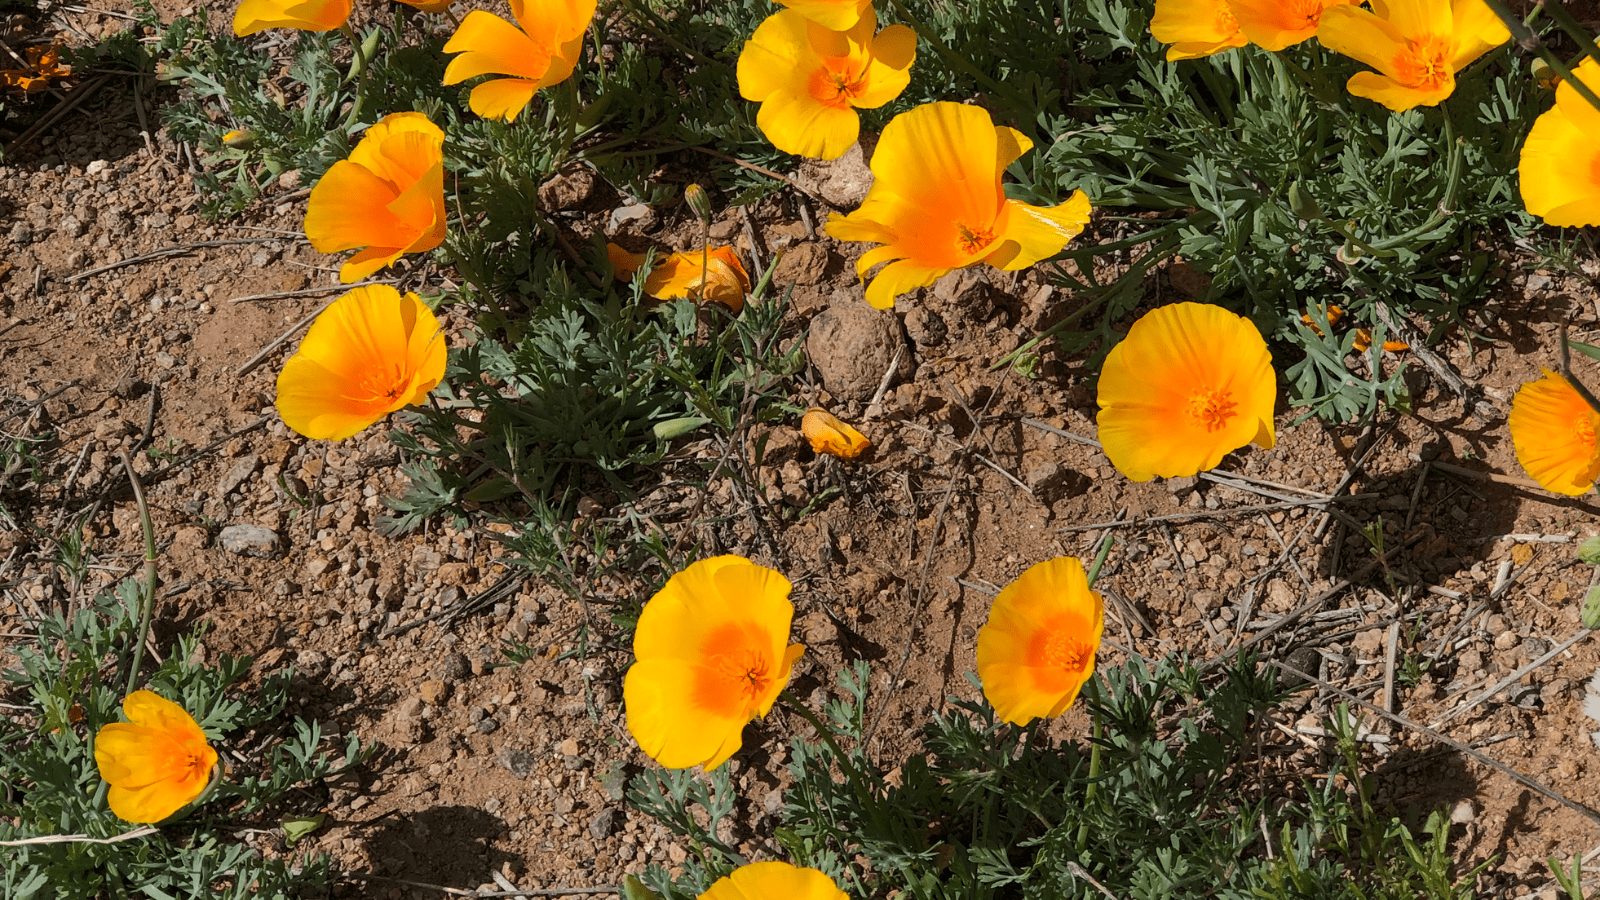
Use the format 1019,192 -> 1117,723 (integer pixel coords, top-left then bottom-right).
975,557 -> 1104,726
1350,328 -> 1409,353
608,243 -> 750,312
1317,0 -> 1510,111
737,8 -> 915,161
442,0 -> 596,122
800,408 -> 870,459
773,0 -> 871,32
1,44 -> 71,95
1096,302 -> 1276,482
623,556 -> 805,770
1509,368 -> 1600,496
233,0 -> 350,35
275,285 -> 448,440
304,112 -> 446,283
825,102 -> 1091,309
1227,0 -> 1358,51
1150,0 -> 1248,60
1521,59 -> 1600,227
700,861 -> 850,900
94,691 -> 218,824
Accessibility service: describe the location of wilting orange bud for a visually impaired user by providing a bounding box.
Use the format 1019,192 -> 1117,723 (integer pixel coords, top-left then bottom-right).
607,243 -> 749,312
623,556 -> 805,770
975,557 -> 1104,725
1350,328 -> 1409,352
801,408 -> 870,459
1299,303 -> 1345,337
94,691 -> 218,823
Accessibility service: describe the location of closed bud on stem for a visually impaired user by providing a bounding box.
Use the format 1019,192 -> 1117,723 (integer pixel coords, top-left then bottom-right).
684,183 -> 712,226
1287,181 -> 1323,220
1531,57 -> 1560,90
221,129 -> 256,148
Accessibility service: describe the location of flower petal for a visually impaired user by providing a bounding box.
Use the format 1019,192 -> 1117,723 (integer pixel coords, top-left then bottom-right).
1520,105 -> 1600,226
443,11 -> 549,83
986,190 -> 1092,270
756,89 -> 861,159
624,658 -> 752,769
737,10 -> 816,102
233,0 -> 349,34
468,78 -> 542,122
1510,369 -> 1600,495
774,0 -> 869,32
702,862 -> 850,900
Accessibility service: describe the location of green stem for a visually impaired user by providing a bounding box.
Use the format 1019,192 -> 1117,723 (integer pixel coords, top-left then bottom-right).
119,450 -> 157,699
1074,701 -> 1103,855
1481,0 -> 1600,116
338,24 -> 373,133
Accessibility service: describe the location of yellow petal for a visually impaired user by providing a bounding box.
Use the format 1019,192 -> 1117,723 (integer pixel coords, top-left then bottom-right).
607,242 -> 649,278
509,0 -> 597,46
642,247 -> 750,309
1519,106 -> 1600,226
800,408 -> 871,458
397,0 -> 454,12
1555,58 -> 1600,138
1509,368 -> 1600,495
233,0 -> 349,34
853,24 -> 916,109
624,659 -> 753,769
1345,69 -> 1450,110
443,11 -> 550,83
1096,302 -> 1276,481
304,161 -> 407,255
468,78 -> 542,122
975,558 -> 1104,726
701,862 -> 851,900
1448,0 -> 1510,68
987,190 -> 1092,270
865,259 -> 946,309
738,10 -> 817,102
1151,0 -> 1247,58
756,89 -> 861,160
275,286 -> 446,441
1316,5 -> 1411,79
773,0 -> 869,32
1227,0 -> 1357,51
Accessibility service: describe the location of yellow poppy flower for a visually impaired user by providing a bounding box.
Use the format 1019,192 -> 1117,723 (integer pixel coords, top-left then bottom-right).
1150,0 -> 1248,60
94,691 -> 218,824
773,0 -> 871,32
801,407 -> 871,459
700,861 -> 850,900
442,0 -> 596,122
1509,368 -> 1600,496
1521,59 -> 1600,227
1317,0 -> 1510,111
275,285 -> 448,440
1225,0 -> 1358,51
975,557 -> 1104,726
1096,302 -> 1276,482
623,556 -> 805,770
304,112 -> 447,283
608,243 -> 750,312
737,8 -> 915,161
826,102 -> 1092,309
233,0 -> 350,35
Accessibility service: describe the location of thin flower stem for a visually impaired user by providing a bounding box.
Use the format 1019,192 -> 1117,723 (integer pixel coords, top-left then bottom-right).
119,449 -> 158,699
1074,700 -> 1103,855
338,24 -> 373,133
1539,0 -> 1600,72
1481,0 -> 1600,116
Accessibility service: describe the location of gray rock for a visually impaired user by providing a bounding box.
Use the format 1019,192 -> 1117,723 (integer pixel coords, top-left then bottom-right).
496,746 -> 535,778
902,307 -> 947,347
475,716 -> 499,734
217,524 -> 280,558
1024,462 -> 1068,503
9,222 -> 33,245
819,142 -> 873,210
436,652 -> 471,684
216,454 -> 260,497
609,203 -> 655,231
587,808 -> 619,841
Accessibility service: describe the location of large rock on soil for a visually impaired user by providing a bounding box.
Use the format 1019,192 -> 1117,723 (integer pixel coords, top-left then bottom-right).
806,301 -> 912,401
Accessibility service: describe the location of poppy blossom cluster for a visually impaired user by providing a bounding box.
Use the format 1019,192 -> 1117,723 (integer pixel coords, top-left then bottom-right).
1152,0 -> 1509,111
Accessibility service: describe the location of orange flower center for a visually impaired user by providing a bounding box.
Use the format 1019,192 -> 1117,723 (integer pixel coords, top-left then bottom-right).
1391,35 -> 1452,91
956,223 -> 996,256
1281,0 -> 1322,29
1188,388 -> 1238,432
178,745 -> 211,783
1042,630 -> 1093,674
353,362 -> 412,408
692,622 -> 774,718
1215,2 -> 1240,35
808,58 -> 867,110
1576,414 -> 1598,455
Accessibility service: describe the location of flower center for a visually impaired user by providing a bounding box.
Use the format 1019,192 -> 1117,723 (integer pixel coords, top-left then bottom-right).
1392,35 -> 1452,91
808,59 -> 867,109
1188,388 -> 1238,432
1215,2 -> 1240,35
1284,0 -> 1322,28
1576,414 -> 1597,455
1042,630 -> 1092,674
354,363 -> 410,407
693,622 -> 775,718
956,222 -> 996,256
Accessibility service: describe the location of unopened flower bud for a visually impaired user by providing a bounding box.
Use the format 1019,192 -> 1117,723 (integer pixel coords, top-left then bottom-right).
1288,182 -> 1323,220
684,183 -> 712,225
221,128 -> 255,148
